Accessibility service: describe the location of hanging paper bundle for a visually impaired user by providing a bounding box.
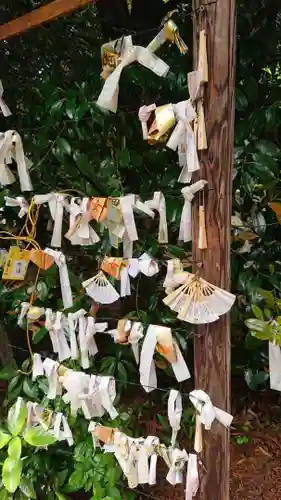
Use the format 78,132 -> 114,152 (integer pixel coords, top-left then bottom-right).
32,356 -> 118,420
26,399 -> 73,446
5,195 -> 28,218
0,130 -> 33,191
189,390 -> 233,452
108,319 -> 144,363
97,35 -> 169,113
163,271 -> 236,324
144,191 -> 168,243
139,325 -> 190,392
147,20 -> 188,55
43,248 -> 73,309
179,180 -> 207,243
64,197 -> 100,246
0,81 -> 12,117
34,193 -> 66,248
139,100 -> 198,183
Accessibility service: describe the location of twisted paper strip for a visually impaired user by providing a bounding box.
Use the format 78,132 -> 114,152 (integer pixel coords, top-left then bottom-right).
0,81 -> 12,117
139,325 -> 190,392
65,197 -> 100,245
97,36 -> 169,113
179,180 -> 208,242
44,248 -> 73,309
26,399 -> 73,446
32,355 -> 118,420
0,130 -> 33,191
138,104 -> 156,139
34,193 -> 66,248
189,389 -> 233,452
108,319 -> 144,364
5,196 -> 28,218
145,191 -> 168,244
168,389 -> 182,448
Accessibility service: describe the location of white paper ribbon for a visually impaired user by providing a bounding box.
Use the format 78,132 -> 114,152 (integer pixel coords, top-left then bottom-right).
81,317 -> 108,369
42,358 -> 61,400
0,130 -> 33,191
138,104 -> 156,139
138,253 -> 159,277
68,309 -> 86,360
109,320 -> 144,364
53,412 -> 73,446
166,448 -> 188,485
0,81 -> 12,117
5,196 -> 28,218
32,353 -> 44,381
189,389 -> 233,452
98,375 -> 119,420
179,180 -> 208,242
269,336 -> 281,391
168,390 -> 182,447
145,192 -> 168,244
52,311 -> 71,362
140,325 -> 190,392
17,302 -> 30,327
185,454 -> 199,500
65,197 -> 100,246
97,36 -> 169,113
44,248 -> 73,309
34,193 -> 66,248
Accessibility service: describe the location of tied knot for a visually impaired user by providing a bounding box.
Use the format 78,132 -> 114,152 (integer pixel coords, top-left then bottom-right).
138,104 -> 156,123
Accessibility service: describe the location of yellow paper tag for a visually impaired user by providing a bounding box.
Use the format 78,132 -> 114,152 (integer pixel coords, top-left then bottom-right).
101,256 -> 124,279
2,246 -> 30,281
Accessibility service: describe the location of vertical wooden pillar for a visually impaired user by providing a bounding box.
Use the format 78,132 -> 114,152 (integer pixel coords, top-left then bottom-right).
192,1 -> 236,499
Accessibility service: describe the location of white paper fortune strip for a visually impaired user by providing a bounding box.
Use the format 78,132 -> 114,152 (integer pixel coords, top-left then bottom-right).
5,195 -> 28,218
0,130 -> 33,191
97,35 -> 169,113
145,191 -> 168,243
65,197 -> 100,246
269,327 -> 281,391
44,248 -> 73,309
189,389 -> 233,452
34,193 -> 66,248
185,454 -> 199,500
179,180 -> 208,242
0,81 -> 12,117
166,100 -> 198,183
45,309 -> 71,362
108,319 -> 144,364
139,325 -> 190,392
17,303 -> 45,327
163,271 -> 236,324
26,399 -> 73,446
168,390 -> 182,447
32,356 -> 118,420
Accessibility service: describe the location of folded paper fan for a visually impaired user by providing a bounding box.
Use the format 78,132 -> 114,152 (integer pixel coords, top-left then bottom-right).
82,271 -> 120,304
163,272 -> 235,324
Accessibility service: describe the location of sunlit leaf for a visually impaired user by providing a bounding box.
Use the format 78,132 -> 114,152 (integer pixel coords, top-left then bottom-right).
2,457 -> 22,493
8,437 -> 22,460
7,399 -> 27,437
23,426 -> 57,447
0,430 -> 12,449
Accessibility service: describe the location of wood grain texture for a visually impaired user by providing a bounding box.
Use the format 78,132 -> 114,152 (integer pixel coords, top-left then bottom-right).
192,1 -> 236,499
0,0 -> 96,42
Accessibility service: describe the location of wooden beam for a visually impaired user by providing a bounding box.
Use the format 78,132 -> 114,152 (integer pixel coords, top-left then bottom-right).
0,0 -> 96,42
192,1 -> 236,500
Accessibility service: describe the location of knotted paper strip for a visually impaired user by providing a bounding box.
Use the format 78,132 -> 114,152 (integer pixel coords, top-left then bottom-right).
25,399 -> 73,446
44,248 -> 73,309
189,389 -> 233,452
140,325 -> 190,392
0,130 -> 33,191
45,309 -> 71,362
109,319 -> 144,364
65,197 -> 100,246
179,180 -> 208,242
138,104 -> 156,139
0,81 -> 12,117
145,192 -> 168,244
97,35 -> 169,113
5,196 -> 28,218
168,390 -> 182,448
34,193 -> 66,248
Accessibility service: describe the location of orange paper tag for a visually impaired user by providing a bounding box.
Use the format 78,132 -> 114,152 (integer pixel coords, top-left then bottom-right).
88,197 -> 108,222
29,250 -> 54,270
156,342 -> 177,364
101,256 -> 124,279
2,247 -> 30,281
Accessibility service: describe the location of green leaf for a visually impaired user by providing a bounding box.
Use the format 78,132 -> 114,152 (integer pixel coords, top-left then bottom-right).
56,138 -> 71,156
2,457 -> 22,493
8,437 -> 22,460
0,488 -> 12,500
255,140 -> 280,158
55,493 -> 68,500
0,430 -> 11,449
19,478 -> 36,499
251,305 -> 264,320
23,378 -> 38,399
236,88 -> 248,111
0,367 -> 18,381
64,469 -> 85,493
244,368 -> 269,390
23,426 -> 57,447
7,399 -> 27,437
118,148 -> 130,168
32,326 -> 48,345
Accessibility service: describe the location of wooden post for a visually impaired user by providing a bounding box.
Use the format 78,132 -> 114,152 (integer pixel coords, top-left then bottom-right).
0,0 -> 96,42
192,1 -> 236,500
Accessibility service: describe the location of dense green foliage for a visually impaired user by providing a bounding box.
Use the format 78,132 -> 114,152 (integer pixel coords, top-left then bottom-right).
0,0 -> 280,498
